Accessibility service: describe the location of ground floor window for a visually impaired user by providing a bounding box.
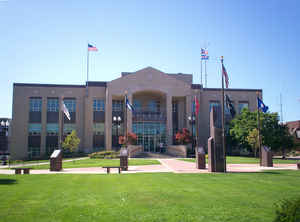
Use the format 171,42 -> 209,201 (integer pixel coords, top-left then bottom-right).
28,147 -> 40,159
132,122 -> 166,152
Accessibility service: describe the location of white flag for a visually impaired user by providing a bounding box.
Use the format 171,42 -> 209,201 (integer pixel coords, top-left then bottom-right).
62,102 -> 71,120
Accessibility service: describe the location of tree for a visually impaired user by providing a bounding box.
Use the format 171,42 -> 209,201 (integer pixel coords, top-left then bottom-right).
229,108 -> 294,155
247,128 -> 260,157
62,130 -> 80,153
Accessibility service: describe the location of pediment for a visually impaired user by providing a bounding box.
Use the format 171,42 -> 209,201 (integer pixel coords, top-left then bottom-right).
108,66 -> 192,96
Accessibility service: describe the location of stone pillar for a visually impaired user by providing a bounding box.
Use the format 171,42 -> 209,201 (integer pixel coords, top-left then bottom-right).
84,94 -> 93,152
40,97 -> 47,156
105,88 -> 112,150
185,95 -> 192,128
166,94 -> 173,145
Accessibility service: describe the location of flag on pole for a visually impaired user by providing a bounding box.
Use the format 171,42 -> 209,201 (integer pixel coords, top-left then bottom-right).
195,96 -> 200,115
201,48 -> 209,60
62,102 -> 71,120
125,95 -> 134,111
257,97 -> 269,113
225,94 -> 236,118
88,44 -> 98,52
222,63 -> 229,88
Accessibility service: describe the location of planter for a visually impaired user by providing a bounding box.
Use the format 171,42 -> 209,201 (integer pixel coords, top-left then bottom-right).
166,145 -> 187,157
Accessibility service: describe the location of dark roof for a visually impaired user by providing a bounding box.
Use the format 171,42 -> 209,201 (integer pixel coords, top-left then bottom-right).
14,83 -> 85,88
203,88 -> 262,92
86,81 -> 107,87
191,84 -> 202,89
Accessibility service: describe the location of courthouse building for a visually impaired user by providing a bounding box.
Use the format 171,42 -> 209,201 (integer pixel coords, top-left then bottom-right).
11,67 -> 262,159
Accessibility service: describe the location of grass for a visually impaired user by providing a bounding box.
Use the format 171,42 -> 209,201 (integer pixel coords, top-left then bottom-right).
0,171 -> 300,221
179,156 -> 299,164
3,158 -> 160,170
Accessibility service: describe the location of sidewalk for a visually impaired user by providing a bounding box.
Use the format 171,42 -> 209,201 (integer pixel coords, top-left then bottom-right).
0,157 -> 89,169
0,159 -> 298,175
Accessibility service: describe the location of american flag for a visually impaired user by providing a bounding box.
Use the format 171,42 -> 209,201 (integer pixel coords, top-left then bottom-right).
201,48 -> 208,55
222,64 -> 229,88
201,48 -> 209,60
88,44 -> 98,52
62,102 -> 71,120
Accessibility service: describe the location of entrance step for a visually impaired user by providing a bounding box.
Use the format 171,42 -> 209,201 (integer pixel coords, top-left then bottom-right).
133,152 -> 177,159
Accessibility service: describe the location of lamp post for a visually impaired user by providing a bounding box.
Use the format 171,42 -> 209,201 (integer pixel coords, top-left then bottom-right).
188,115 -> 195,153
113,116 -> 122,148
0,120 -> 9,165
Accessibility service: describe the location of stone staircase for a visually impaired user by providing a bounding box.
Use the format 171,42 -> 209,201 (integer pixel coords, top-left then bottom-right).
132,152 -> 177,159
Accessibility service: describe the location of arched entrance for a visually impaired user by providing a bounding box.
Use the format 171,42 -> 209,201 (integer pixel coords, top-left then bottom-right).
132,90 -> 167,152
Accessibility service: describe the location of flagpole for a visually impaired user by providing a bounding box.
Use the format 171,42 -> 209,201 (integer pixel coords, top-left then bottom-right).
86,44 -> 89,97
195,96 -> 199,151
60,99 -> 64,150
200,59 -> 203,86
221,56 -> 226,172
205,59 -> 207,88
256,92 -> 262,165
124,91 -> 128,148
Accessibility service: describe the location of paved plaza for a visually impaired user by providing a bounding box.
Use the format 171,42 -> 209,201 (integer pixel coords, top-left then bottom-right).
0,159 -> 298,175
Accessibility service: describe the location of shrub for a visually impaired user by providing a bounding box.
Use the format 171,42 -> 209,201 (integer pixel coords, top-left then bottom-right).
88,150 -> 120,159
175,128 -> 191,145
274,197 -> 300,222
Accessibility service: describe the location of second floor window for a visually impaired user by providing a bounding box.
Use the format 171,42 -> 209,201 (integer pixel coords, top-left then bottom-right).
112,100 -> 123,112
238,102 -> 249,114
30,98 -> 42,112
64,99 -> 76,112
148,101 -> 160,112
93,99 -> 105,111
47,98 -> 59,112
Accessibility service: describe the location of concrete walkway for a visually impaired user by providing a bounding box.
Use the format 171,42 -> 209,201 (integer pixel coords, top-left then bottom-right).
0,158 -> 298,175
0,157 -> 89,169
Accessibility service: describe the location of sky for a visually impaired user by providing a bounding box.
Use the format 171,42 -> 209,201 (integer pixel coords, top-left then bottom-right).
0,0 -> 299,121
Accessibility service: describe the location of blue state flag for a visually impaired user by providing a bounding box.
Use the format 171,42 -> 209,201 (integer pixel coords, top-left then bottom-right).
257,97 -> 269,113
125,95 -> 134,111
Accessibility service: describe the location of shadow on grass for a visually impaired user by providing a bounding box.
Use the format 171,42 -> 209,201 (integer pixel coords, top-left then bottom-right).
0,179 -> 17,185
228,171 -> 282,175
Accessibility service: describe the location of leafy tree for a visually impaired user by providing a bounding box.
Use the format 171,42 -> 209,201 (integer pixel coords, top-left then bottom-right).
247,128 -> 260,157
229,108 -> 294,155
62,130 -> 80,153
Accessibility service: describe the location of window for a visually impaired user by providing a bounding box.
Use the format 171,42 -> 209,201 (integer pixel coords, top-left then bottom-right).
28,123 -> 42,135
209,101 -> 220,112
209,101 -> 221,128
28,147 -> 40,158
296,130 -> 300,139
63,124 -> 76,134
93,99 -> 105,111
29,98 -> 42,112
63,99 -> 76,112
46,123 -> 59,135
47,98 -> 59,112
148,101 -> 160,112
172,102 -> 178,113
112,100 -> 123,111
93,123 -> 105,135
238,102 -> 249,114
133,100 -> 141,111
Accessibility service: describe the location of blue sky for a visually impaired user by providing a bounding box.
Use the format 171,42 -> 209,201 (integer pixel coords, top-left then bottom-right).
0,0 -> 299,121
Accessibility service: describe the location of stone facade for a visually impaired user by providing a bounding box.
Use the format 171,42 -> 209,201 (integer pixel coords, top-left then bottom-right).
10,67 -> 262,159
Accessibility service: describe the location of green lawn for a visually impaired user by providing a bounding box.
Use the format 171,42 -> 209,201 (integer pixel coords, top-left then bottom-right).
5,158 -> 160,170
1,171 -> 300,221
179,156 -> 299,164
